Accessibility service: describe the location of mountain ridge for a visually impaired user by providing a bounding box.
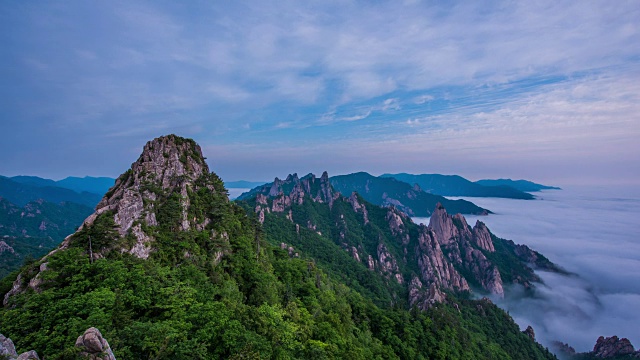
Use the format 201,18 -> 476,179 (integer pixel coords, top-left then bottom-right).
382,173 -> 538,199
0,135 -> 559,359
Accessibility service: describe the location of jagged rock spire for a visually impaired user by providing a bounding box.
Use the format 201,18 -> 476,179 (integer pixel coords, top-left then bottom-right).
75,135 -> 214,259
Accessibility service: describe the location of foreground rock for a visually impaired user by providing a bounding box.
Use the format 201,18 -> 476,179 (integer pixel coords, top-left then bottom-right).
75,327 -> 116,360
0,333 -> 40,359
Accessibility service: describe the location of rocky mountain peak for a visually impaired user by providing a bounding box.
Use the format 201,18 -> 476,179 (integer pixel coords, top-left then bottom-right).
429,202 -> 459,245
67,135 -> 218,259
4,135 -> 227,305
129,134 -> 208,188
593,336 -> 637,358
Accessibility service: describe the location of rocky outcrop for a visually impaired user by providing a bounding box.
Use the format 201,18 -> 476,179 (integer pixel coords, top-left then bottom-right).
0,240 -> 15,254
461,245 -> 504,297
75,327 -> 116,360
416,226 -> 469,292
385,209 -> 405,236
377,243 -> 403,284
426,204 -> 504,297
4,135 -> 227,306
79,135 -> 210,259
347,192 -> 369,225
523,325 -> 535,341
592,336 -> 637,358
249,172 -> 337,209
408,276 -> 446,310
0,333 -> 40,359
429,203 -> 459,245
472,221 -> 495,252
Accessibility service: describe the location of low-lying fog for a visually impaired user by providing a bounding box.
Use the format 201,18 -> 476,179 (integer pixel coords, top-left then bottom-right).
414,185 -> 640,352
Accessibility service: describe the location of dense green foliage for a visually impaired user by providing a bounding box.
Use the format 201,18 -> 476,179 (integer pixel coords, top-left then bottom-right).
0,168 -> 557,359
382,173 -> 536,199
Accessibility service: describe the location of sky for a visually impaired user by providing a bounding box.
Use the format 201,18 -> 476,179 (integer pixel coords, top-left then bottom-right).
1,0 -> 639,186
412,185 -> 640,353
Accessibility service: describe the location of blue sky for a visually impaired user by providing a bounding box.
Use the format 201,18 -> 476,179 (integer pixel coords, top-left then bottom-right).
1,0 -> 639,185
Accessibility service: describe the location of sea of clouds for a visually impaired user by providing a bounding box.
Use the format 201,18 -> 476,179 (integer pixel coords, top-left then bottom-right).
415,185 -> 640,353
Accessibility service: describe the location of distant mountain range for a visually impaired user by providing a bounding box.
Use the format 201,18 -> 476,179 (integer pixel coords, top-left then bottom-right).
382,173 -> 559,199
0,197 -> 93,278
0,176 -> 104,208
330,172 -> 489,216
7,175 -> 115,197
0,175 -> 110,278
475,178 -> 561,192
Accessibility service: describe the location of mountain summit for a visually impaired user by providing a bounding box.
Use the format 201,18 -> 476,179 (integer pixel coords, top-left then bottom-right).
80,134 -> 212,258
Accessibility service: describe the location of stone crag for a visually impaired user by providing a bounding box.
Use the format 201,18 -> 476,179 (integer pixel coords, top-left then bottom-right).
3,135 -> 227,306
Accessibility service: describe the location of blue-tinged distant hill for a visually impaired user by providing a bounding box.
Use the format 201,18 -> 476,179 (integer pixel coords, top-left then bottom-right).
382,173 -> 536,199
55,176 -> 115,195
10,175 -> 115,197
475,179 -> 561,192
0,176 -> 103,208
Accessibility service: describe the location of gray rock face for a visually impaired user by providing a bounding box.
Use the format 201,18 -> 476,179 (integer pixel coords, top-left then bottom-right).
416,226 -> 470,292
75,327 -> 116,360
408,276 -> 446,310
472,221 -> 495,252
4,135 -> 223,306
376,243 -> 403,284
81,135 -> 210,259
0,334 -> 17,357
0,240 -> 15,254
426,204 -> 504,297
347,192 -> 369,225
16,351 -> 40,360
0,333 -> 40,360
429,203 -> 459,245
251,172 -> 337,208
385,209 -> 405,236
592,336 -> 636,358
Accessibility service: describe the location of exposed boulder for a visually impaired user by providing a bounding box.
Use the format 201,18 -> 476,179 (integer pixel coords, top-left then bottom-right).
16,351 -> 39,360
592,336 -> 636,358
0,333 -> 40,359
75,327 -> 116,360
